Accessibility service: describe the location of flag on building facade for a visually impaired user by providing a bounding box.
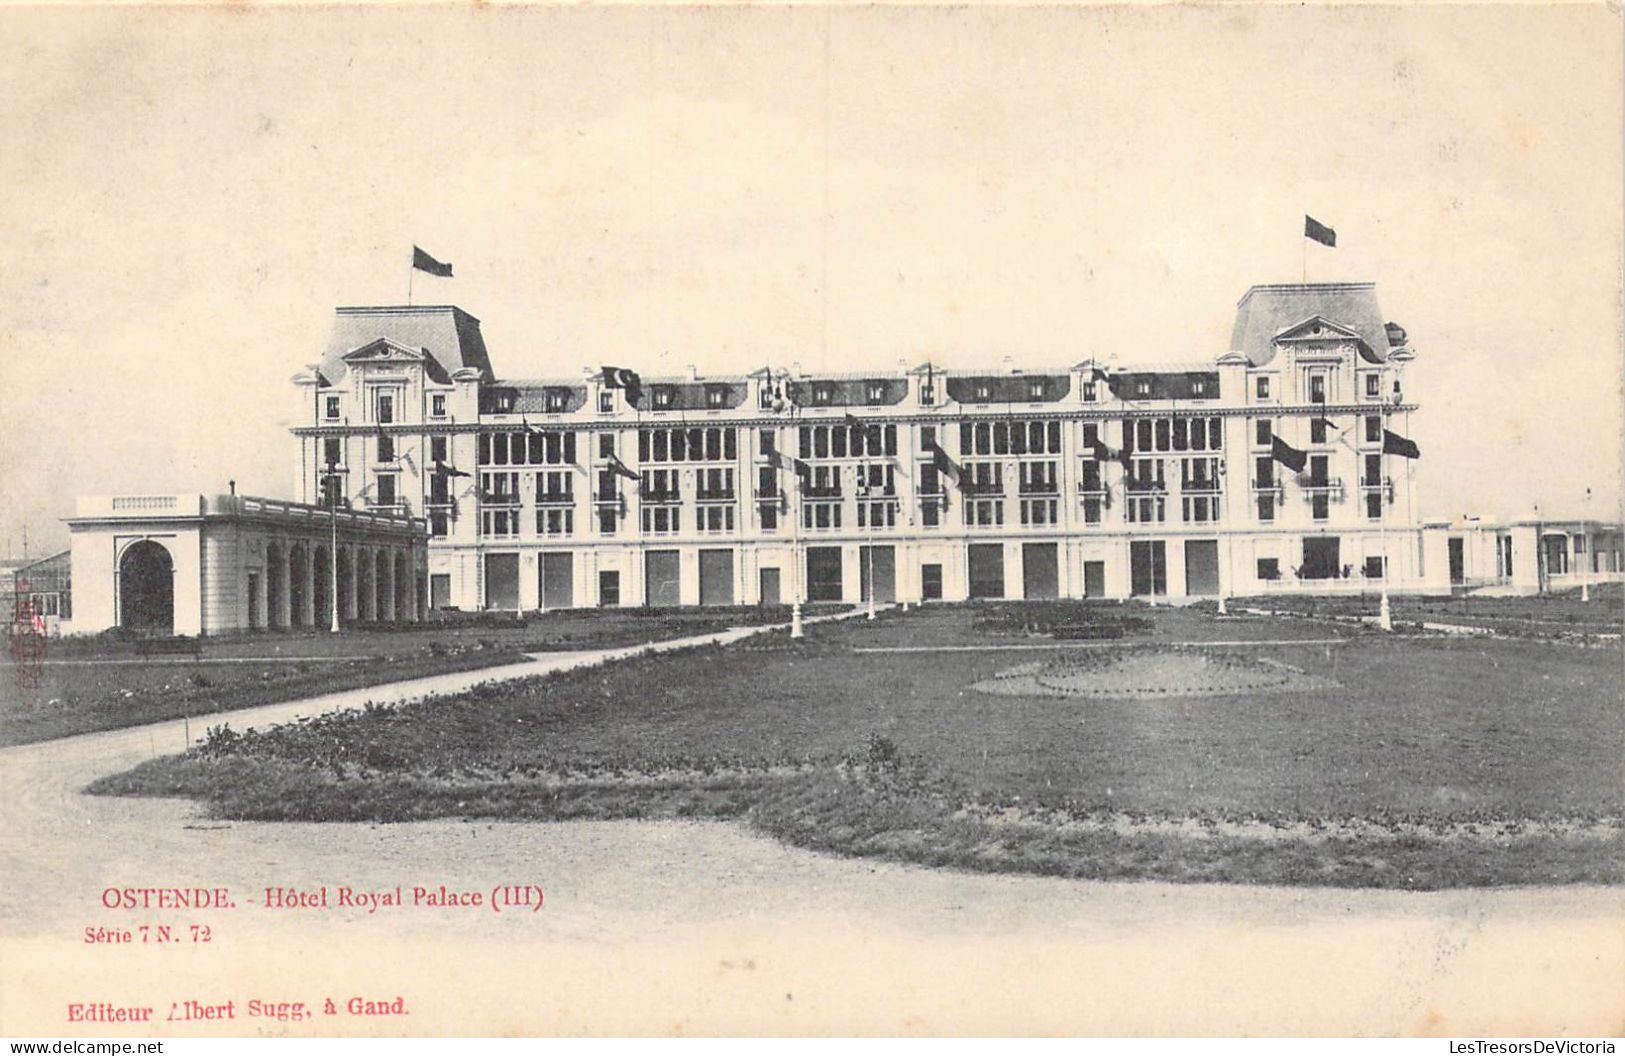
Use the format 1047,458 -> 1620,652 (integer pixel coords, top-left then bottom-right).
1271,435 -> 1309,472
1304,216 -> 1336,248
1382,429 -> 1421,459
605,452 -> 640,482
601,366 -> 643,406
435,461 -> 471,478
925,439 -> 961,483
412,246 -> 454,277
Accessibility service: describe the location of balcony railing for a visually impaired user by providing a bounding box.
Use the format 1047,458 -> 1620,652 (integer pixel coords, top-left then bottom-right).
803,484 -> 843,499
536,490 -> 575,506
1017,482 -> 1060,497
641,489 -> 682,505
1299,477 -> 1345,500
696,489 -> 737,502
959,481 -> 1004,497
479,493 -> 520,507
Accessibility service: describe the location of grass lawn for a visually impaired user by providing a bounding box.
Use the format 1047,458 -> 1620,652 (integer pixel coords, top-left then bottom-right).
1,606 -> 795,747
1227,584 -> 1624,640
91,602 -> 1624,889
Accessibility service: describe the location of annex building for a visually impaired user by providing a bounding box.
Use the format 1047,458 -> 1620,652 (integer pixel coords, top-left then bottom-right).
286,281 -> 1438,611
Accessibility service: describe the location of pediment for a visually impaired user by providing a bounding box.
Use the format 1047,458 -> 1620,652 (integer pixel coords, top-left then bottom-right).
341,338 -> 428,364
1274,315 -> 1361,343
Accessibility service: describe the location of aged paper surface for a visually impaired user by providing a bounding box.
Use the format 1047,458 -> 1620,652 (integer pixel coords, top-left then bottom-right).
1,1 -> 1621,1038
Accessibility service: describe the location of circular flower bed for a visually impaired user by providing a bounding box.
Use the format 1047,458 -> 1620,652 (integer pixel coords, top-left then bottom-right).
973,648 -> 1335,699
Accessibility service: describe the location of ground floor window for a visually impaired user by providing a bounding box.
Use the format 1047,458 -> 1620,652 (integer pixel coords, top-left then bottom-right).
1019,498 -> 1057,526
481,509 -> 520,537
642,506 -> 681,534
537,507 -> 574,536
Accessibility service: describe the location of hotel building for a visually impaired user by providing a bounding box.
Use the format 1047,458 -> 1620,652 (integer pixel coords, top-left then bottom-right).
287,281 -> 1427,612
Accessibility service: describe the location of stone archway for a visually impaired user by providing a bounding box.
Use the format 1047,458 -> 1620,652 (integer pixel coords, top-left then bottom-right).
119,540 -> 174,635
266,542 -> 285,628
289,545 -> 309,628
394,552 -> 409,622
314,545 -> 332,630
375,550 -> 390,623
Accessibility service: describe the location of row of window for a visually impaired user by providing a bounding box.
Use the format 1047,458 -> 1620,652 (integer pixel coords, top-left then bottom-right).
957,420 -> 1065,457
1254,415 -> 1387,448
639,427 -> 740,463
797,423 -> 901,460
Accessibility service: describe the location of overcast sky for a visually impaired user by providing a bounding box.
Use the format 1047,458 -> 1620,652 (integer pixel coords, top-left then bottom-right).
1,4 -> 1619,556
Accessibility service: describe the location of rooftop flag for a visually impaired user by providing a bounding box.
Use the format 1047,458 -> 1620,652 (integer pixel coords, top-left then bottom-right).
1382,429 -> 1421,460
1304,215 -> 1336,248
412,246 -> 454,277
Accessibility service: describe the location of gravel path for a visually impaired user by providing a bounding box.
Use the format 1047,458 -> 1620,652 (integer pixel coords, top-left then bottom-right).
1,615 -> 1620,1037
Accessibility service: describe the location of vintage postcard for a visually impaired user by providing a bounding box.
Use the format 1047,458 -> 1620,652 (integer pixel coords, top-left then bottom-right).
0,1 -> 1620,1040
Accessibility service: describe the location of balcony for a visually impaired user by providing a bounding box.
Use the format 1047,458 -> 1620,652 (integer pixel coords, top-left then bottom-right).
1359,476 -> 1396,501
803,484 -> 843,499
1300,477 -> 1345,501
479,493 -> 520,507
1017,482 -> 1060,497
959,481 -> 1004,497
695,489 -> 737,502
641,489 -> 682,505
536,490 -> 576,506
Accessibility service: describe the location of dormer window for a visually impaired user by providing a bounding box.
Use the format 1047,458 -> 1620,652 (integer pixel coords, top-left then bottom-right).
706,385 -> 728,408
1365,374 -> 1381,398
1256,376 -> 1271,399
1028,380 -> 1045,400
812,383 -> 834,406
544,389 -> 569,413
430,394 -> 446,418
599,390 -> 614,413
488,390 -> 515,414
974,382 -> 992,402
920,383 -> 935,407
1082,382 -> 1097,403
1191,378 -> 1207,397
325,395 -> 341,420
759,384 -> 774,409
867,382 -> 886,403
654,387 -> 674,409
1135,380 -> 1151,397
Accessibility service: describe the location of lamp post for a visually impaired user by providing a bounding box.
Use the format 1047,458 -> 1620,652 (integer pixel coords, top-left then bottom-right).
1581,487 -> 1592,603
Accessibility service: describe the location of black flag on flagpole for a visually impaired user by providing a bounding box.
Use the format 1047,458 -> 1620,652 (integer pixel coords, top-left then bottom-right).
412,246 -> 454,277
1304,216 -> 1337,248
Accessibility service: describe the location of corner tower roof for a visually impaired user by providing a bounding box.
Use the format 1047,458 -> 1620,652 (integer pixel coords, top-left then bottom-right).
1230,282 -> 1400,367
318,305 -> 494,385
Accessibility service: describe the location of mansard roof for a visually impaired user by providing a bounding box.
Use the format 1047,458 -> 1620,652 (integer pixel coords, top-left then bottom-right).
1230,282 -> 1400,367
320,305 -> 494,386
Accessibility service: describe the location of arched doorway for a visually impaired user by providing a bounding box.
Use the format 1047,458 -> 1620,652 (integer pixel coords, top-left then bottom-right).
375,550 -> 391,622
119,540 -> 174,635
266,542 -> 284,628
394,553 -> 409,622
337,548 -> 353,625
313,546 -> 332,630
289,545 -> 308,628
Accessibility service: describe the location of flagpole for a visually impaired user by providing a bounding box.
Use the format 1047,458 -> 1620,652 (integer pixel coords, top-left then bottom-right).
408,249 -> 415,307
